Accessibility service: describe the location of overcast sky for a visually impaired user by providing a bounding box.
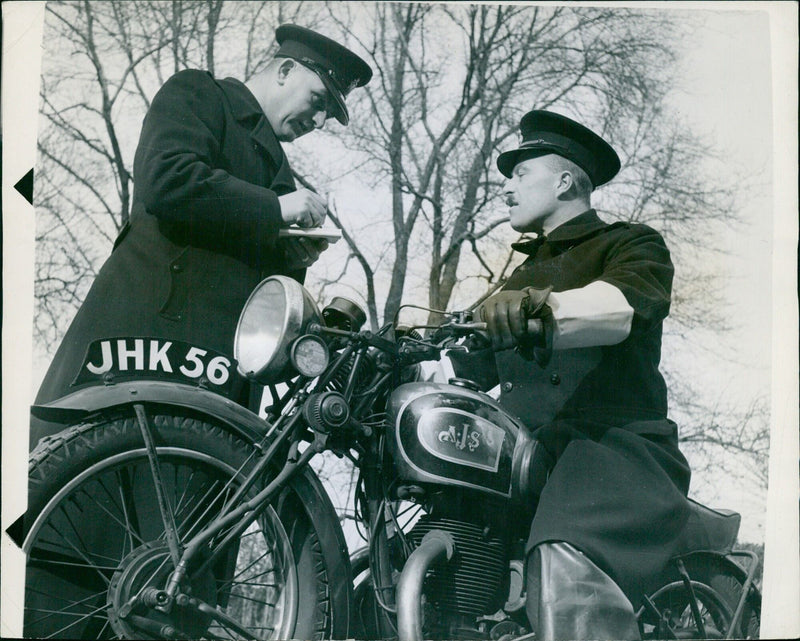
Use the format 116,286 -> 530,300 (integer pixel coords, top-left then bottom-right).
665,8 -> 774,539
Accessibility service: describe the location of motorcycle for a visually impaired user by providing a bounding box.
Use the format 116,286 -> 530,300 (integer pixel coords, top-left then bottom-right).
20,275 -> 761,640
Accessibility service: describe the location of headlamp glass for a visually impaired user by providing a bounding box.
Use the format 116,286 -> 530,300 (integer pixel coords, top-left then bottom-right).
234,276 -> 321,382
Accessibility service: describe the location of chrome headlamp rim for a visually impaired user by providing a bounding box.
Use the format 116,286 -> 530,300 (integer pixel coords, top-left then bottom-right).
234,275 -> 320,382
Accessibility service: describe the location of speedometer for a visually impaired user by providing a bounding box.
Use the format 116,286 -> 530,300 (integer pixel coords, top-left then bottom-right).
290,335 -> 330,378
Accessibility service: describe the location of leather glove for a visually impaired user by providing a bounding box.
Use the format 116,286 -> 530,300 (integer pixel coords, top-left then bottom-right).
282,237 -> 329,271
476,286 -> 552,351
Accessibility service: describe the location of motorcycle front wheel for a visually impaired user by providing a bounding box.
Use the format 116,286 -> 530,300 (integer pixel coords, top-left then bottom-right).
23,408 -> 350,640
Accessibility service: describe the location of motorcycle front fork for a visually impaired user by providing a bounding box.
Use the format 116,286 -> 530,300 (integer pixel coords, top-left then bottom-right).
128,402 -> 325,624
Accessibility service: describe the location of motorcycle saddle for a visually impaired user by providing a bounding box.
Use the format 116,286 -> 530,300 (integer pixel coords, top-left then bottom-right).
678,498 -> 741,555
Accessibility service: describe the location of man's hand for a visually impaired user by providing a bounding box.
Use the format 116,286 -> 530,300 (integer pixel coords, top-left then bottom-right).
282,237 -> 329,270
278,189 -> 327,228
476,287 -> 551,351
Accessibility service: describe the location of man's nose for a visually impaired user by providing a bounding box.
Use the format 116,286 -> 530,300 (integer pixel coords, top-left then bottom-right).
312,111 -> 326,129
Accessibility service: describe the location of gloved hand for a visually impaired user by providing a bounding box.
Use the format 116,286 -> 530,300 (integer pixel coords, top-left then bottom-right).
476,286 -> 552,351
282,237 -> 329,271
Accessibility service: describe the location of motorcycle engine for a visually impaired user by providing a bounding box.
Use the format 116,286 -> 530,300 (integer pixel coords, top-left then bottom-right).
384,381 -> 541,637
402,495 -> 524,639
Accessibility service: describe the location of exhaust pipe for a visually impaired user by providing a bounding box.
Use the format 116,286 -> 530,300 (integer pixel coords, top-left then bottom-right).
396,529 -> 456,641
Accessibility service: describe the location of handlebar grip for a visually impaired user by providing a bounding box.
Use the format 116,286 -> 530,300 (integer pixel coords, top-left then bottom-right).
465,319 -> 543,336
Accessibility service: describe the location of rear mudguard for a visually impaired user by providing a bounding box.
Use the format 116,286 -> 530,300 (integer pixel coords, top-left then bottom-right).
676,550 -> 760,588
644,549 -> 762,639
677,549 -> 762,609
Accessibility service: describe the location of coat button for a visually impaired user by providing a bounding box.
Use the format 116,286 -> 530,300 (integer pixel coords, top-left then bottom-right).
171,263 -> 182,272
550,374 -> 561,386
501,382 -> 513,393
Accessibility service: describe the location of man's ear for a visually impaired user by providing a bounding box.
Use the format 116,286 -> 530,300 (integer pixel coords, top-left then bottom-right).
276,58 -> 296,85
556,171 -> 574,198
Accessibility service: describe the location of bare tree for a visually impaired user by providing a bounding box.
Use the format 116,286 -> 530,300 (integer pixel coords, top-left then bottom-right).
32,1 -> 769,496
667,368 -> 770,490
315,5 -> 737,333
33,0 -> 322,350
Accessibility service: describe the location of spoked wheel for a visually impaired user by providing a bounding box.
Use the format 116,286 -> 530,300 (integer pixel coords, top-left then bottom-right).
642,580 -> 734,639
639,554 -> 760,640
23,409 -> 350,639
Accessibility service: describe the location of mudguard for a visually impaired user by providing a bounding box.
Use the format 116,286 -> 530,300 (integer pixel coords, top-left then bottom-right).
676,549 -> 762,607
31,379 -> 269,442
22,379 -> 354,638
29,381 -> 344,548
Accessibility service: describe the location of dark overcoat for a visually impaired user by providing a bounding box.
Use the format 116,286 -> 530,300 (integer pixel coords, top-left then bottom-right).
456,210 -> 692,608
33,70 -> 307,441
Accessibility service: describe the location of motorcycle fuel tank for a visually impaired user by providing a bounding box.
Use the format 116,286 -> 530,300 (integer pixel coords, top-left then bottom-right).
386,382 -> 538,500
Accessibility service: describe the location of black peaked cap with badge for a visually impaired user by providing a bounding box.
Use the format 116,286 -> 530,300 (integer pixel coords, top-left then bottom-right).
497,110 -> 621,188
275,24 -> 373,126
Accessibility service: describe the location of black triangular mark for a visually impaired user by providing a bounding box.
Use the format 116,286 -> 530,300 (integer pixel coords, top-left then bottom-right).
6,512 -> 26,548
14,167 -> 34,205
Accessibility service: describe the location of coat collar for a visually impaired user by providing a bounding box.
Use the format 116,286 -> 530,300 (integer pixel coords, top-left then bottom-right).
218,76 -> 295,193
512,209 -> 607,254
218,77 -> 285,161
219,76 -> 265,121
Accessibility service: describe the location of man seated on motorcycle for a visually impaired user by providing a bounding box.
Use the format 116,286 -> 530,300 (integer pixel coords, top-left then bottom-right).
465,110 -> 692,640
30,25 -> 372,447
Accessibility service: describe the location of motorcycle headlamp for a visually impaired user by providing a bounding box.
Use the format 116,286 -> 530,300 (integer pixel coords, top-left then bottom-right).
234,276 -> 322,383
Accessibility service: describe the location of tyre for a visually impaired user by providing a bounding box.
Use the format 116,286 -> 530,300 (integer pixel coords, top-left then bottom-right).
639,553 -> 760,639
23,407 -> 351,640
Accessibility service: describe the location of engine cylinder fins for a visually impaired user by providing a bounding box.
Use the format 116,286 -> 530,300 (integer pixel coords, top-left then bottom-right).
407,515 -> 509,619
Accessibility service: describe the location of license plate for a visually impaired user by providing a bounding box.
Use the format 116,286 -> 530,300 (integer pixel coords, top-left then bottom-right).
73,338 -> 236,395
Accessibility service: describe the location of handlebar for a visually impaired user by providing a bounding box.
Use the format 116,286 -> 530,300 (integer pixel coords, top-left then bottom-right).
445,319 -> 544,338
312,317 -> 545,365
396,318 -> 544,364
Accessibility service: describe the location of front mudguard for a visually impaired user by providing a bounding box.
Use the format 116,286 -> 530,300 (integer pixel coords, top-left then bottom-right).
31,379 -> 269,443
23,380 -> 354,635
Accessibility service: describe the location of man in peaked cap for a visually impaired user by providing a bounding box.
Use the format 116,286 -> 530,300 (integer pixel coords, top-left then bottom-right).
461,111 -> 692,639
25,28 -> 371,638
31,25 -> 372,444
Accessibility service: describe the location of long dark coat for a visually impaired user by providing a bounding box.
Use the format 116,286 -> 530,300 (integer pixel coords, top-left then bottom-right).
454,210 -> 692,608
33,70 -> 307,442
